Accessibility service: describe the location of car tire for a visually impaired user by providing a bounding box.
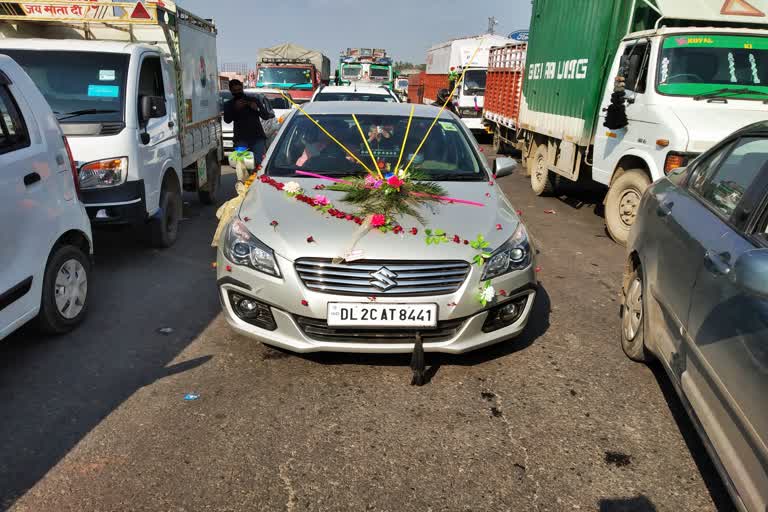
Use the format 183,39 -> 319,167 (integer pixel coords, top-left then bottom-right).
621,265 -> 652,362
148,185 -> 182,248
605,169 -> 651,246
530,144 -> 555,196
36,244 -> 90,334
198,152 -> 221,205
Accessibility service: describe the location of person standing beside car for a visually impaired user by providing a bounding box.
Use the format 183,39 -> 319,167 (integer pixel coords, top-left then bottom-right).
223,79 -> 274,165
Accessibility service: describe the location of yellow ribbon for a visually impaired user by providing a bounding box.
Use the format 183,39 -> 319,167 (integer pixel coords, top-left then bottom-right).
395,104 -> 415,175
352,114 -> 384,180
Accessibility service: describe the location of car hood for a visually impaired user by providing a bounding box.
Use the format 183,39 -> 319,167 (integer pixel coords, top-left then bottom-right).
671,103 -> 768,153
238,178 -> 520,262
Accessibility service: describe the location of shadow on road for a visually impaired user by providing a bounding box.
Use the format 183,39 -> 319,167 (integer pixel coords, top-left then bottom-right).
598,494 -> 657,512
0,191 -> 224,509
649,362 -> 736,512
297,285 -> 552,382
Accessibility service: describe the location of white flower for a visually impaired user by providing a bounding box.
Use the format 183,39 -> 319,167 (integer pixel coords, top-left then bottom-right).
396,168 -> 409,180
481,285 -> 496,303
284,181 -> 302,194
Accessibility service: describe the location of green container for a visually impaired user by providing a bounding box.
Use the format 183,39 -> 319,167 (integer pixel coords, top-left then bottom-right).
521,0 -> 640,146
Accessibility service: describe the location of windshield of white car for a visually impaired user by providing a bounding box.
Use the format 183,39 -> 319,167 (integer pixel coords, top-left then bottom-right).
1,49 -> 128,123
315,93 -> 396,102
657,34 -> 768,100
267,113 -> 485,180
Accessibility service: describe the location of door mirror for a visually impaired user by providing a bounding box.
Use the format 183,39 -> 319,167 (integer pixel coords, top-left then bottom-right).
733,249 -> 768,297
140,95 -> 166,121
494,157 -> 519,178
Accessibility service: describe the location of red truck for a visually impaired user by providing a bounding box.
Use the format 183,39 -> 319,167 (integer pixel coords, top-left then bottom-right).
255,43 -> 331,103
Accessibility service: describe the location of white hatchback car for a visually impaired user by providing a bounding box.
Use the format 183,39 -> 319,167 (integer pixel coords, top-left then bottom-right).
0,55 -> 93,340
310,84 -> 400,103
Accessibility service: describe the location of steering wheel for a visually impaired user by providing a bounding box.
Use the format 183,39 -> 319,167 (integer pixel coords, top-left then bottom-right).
666,73 -> 704,83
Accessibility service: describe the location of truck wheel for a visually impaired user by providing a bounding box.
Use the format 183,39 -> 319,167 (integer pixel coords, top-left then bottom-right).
36,244 -> 90,334
605,169 -> 650,246
492,128 -> 507,154
621,264 -> 652,362
198,152 -> 221,205
530,145 -> 555,196
149,186 -> 182,248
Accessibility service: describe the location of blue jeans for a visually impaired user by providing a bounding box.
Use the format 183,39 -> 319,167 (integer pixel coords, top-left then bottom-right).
235,138 -> 267,166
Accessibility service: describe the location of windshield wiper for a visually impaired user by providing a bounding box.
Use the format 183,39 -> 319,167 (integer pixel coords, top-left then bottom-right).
56,109 -> 119,121
693,88 -> 768,101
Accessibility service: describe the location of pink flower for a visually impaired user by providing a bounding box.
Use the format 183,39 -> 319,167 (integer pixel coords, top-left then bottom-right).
371,214 -> 387,227
387,175 -> 404,188
313,195 -> 329,206
364,175 -> 383,189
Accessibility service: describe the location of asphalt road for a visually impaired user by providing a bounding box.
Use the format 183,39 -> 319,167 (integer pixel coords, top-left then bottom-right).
0,147 -> 735,512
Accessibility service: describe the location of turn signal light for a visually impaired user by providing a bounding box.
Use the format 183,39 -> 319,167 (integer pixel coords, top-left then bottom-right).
664,154 -> 686,174
656,139 -> 670,147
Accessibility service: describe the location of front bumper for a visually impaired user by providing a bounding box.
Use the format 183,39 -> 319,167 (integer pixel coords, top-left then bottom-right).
82,180 -> 146,225
217,251 -> 537,354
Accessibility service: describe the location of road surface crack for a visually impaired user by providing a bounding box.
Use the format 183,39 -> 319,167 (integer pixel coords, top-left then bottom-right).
278,456 -> 298,512
483,386 -> 541,510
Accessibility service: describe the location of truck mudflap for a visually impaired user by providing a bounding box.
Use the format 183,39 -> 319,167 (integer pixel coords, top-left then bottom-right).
82,180 -> 147,225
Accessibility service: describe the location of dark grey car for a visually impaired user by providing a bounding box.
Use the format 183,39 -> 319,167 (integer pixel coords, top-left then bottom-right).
621,121 -> 768,512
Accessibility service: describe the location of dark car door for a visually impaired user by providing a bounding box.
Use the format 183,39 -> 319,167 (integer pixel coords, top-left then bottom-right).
642,144 -> 733,364
683,136 -> 768,510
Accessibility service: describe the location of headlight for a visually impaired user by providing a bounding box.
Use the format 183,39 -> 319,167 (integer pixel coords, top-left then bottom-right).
79,157 -> 128,188
481,223 -> 531,280
223,219 -> 281,277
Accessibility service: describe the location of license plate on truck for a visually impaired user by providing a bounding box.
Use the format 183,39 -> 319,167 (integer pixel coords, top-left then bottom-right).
327,303 -> 437,328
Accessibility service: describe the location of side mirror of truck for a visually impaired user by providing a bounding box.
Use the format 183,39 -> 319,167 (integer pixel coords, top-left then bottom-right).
140,95 -> 166,122
494,157 -> 519,178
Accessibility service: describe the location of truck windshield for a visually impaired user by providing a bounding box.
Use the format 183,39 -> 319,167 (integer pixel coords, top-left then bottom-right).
257,67 -> 312,88
657,34 -> 768,100
463,69 -> 487,95
370,66 -> 390,79
0,49 -> 128,123
341,64 -> 362,79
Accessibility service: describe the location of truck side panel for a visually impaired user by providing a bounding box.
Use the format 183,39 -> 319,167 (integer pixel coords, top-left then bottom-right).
520,0 -> 634,146
485,43 -> 526,130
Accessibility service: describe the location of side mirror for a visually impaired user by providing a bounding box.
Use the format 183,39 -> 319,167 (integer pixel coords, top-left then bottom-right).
494,157 -> 519,178
733,249 -> 768,297
140,95 -> 166,121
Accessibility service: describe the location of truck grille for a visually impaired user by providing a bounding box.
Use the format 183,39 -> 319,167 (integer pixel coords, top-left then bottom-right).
294,259 -> 470,297
294,315 -> 465,343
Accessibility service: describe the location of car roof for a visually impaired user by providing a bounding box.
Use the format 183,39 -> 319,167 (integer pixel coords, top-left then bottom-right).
300,101 -> 452,119
318,85 -> 392,95
737,120 -> 768,136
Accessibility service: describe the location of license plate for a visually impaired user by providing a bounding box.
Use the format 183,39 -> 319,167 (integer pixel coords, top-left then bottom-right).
327,303 -> 437,328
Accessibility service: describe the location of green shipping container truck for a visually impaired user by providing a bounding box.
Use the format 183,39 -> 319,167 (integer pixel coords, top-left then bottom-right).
516,0 -> 768,245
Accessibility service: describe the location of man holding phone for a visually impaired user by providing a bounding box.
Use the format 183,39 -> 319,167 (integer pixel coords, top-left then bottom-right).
223,79 -> 274,165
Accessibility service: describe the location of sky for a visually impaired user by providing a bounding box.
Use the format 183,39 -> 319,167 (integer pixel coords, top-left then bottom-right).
179,0 -> 533,68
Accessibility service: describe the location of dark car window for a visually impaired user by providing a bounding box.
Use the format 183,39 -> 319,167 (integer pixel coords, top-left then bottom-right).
0,85 -> 30,154
690,137 -> 768,219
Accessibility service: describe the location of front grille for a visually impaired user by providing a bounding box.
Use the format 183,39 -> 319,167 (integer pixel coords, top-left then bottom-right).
295,315 -> 465,344
295,259 -> 471,296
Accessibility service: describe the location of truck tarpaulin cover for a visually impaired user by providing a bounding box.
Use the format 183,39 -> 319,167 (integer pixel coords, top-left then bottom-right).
257,43 -> 331,80
519,0 -> 635,146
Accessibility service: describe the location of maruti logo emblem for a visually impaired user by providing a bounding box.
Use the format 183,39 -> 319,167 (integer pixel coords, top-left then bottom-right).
370,267 -> 398,291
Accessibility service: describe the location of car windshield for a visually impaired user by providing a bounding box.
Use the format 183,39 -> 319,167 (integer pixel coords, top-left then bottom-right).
370,66 -> 390,79
266,95 -> 291,109
463,69 -> 487,94
267,113 -> 484,180
257,67 -> 311,87
341,64 -> 362,78
657,34 -> 768,99
1,49 -> 128,123
315,92 -> 396,102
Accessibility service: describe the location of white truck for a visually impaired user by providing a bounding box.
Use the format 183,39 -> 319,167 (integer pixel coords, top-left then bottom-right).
424,34 -> 512,132
0,0 -> 222,247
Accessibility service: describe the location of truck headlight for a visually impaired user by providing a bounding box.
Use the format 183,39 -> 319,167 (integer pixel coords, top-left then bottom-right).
481,223 -> 532,280
224,219 -> 281,277
78,157 -> 128,188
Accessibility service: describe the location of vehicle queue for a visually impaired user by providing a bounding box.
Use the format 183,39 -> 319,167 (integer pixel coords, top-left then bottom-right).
0,0 -> 766,510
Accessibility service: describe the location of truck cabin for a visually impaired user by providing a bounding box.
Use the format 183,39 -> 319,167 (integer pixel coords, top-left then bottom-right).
257,58 -> 314,91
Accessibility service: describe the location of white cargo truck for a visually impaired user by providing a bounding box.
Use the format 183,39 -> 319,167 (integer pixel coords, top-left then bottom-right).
0,0 -> 222,247
424,35 -> 513,132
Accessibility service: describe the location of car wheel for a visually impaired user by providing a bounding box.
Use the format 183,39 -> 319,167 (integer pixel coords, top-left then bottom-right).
605,169 -> 651,246
36,244 -> 90,334
198,152 -> 221,205
148,186 -> 182,248
530,144 -> 555,196
621,265 -> 652,362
